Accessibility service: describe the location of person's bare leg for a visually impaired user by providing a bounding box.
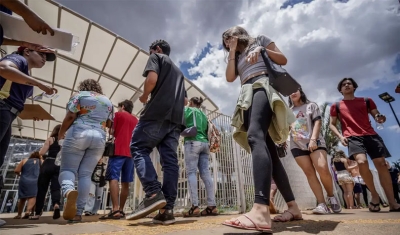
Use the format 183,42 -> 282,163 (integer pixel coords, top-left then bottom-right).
225,203 -> 272,229
372,157 -> 400,210
17,199 -> 27,216
109,179 -> 120,213
295,155 -> 325,204
311,150 -> 334,197
344,183 -> 354,209
119,182 -> 130,212
354,154 -> 380,206
355,193 -> 362,208
26,197 -> 36,214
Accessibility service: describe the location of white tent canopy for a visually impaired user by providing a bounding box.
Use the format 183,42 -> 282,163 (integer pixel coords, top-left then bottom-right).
1,0 -> 219,141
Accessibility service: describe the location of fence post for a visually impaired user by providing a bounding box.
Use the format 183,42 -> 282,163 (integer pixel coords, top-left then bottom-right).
232,138 -> 246,213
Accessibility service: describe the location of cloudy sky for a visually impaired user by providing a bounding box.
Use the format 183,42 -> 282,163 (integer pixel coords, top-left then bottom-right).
56,0 -> 400,164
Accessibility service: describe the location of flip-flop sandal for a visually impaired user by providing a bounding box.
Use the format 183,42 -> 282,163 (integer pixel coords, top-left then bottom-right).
63,190 -> 78,220
53,208 -> 61,219
273,210 -> 303,222
368,202 -> 381,212
183,206 -> 201,217
21,213 -> 30,219
222,214 -> 272,233
29,215 -> 40,220
99,210 -> 122,220
13,215 -> 21,219
389,207 -> 400,212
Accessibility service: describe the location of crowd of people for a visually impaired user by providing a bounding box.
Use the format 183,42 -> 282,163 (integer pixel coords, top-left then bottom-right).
0,1 -> 399,233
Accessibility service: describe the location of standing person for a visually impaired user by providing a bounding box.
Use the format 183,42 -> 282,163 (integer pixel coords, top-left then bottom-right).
348,160 -> 364,208
220,26 -> 302,233
84,157 -> 106,216
288,89 -> 341,214
6,199 -> 12,213
0,47 -> 57,169
332,150 -> 355,209
126,39 -> 186,225
387,161 -> 400,204
13,151 -> 42,219
182,97 -> 218,217
101,100 -> 138,220
329,78 -> 400,212
58,79 -> 113,222
30,124 -> 62,220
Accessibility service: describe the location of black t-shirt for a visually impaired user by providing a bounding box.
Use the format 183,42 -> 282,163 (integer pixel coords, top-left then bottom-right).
141,53 -> 186,126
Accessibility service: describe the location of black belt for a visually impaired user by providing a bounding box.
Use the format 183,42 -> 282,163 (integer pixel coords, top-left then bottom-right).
0,99 -> 21,115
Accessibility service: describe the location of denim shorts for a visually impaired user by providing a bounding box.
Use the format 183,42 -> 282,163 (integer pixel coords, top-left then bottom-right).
105,156 -> 134,182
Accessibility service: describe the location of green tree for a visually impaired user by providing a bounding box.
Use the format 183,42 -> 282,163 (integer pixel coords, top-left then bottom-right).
392,159 -> 400,172
320,102 -> 341,156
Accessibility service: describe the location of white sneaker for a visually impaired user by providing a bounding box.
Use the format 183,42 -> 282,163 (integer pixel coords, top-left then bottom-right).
328,196 -> 342,213
312,203 -> 331,214
0,219 -> 6,227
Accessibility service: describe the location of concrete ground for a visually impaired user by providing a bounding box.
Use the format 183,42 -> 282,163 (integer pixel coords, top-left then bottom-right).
1,208 -> 399,235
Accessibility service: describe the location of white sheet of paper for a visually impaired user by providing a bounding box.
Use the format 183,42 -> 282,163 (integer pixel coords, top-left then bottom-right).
0,12 -> 74,51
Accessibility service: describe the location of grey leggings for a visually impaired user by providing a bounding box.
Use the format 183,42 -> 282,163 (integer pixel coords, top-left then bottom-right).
243,85 -> 295,205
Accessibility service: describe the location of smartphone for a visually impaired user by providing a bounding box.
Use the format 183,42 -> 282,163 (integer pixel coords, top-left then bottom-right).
306,139 -> 321,149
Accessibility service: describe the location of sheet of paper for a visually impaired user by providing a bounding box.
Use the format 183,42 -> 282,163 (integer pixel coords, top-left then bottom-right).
0,12 -> 75,51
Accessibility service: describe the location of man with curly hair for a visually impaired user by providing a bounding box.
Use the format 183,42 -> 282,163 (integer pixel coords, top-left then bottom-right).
126,39 -> 186,225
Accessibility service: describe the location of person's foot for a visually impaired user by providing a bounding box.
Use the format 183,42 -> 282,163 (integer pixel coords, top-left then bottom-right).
63,190 -> 78,220
183,206 -> 200,217
53,204 -> 60,219
273,203 -> 302,222
67,215 -> 82,223
389,203 -> 400,212
0,219 -> 6,227
152,209 -> 176,225
328,196 -> 342,213
312,203 -> 330,214
126,191 -> 166,220
225,204 -> 272,229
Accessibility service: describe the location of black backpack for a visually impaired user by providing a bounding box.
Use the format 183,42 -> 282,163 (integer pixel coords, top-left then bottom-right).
335,97 -> 370,121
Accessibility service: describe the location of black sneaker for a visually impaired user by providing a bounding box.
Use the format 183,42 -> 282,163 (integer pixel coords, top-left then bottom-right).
126,191 -> 167,220
152,210 -> 175,225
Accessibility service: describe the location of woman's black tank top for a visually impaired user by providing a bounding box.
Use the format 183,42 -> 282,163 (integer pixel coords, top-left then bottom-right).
334,161 -> 346,171
47,137 -> 61,158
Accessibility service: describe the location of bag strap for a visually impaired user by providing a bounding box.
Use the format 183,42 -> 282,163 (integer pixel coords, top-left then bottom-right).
192,109 -> 197,127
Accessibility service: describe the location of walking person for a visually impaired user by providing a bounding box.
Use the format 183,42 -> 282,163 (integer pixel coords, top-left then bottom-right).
221,26 -> 302,233
101,100 -> 138,220
332,150 -> 356,209
329,77 -> 400,212
84,157 -> 106,216
58,79 -> 113,222
13,151 -> 42,219
288,89 -> 341,214
126,39 -> 186,225
30,125 -> 62,220
387,161 -> 400,204
182,97 -> 218,217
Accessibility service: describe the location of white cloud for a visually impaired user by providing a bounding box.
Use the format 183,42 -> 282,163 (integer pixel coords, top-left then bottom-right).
188,0 -> 400,114
388,125 -> 400,133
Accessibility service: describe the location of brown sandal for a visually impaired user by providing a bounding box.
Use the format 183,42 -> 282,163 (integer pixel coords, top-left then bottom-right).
201,206 -> 218,216
183,206 -> 200,217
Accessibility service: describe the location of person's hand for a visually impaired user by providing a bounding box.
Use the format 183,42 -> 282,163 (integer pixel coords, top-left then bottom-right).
308,140 -> 318,152
23,12 -> 55,36
38,84 -> 58,95
246,46 -> 262,64
375,114 -> 386,123
20,41 -> 54,53
340,136 -> 348,146
227,36 -> 238,52
139,94 -> 149,104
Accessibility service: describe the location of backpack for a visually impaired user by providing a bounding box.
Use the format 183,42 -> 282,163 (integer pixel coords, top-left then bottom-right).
207,119 -> 221,153
335,97 -> 370,121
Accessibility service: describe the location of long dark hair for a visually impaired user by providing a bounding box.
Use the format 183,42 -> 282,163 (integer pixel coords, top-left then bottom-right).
190,97 -> 204,108
50,124 -> 61,138
29,151 -> 41,159
288,88 -> 310,107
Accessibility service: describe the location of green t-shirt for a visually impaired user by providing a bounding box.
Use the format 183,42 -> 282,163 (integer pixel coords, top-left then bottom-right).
184,107 -> 208,143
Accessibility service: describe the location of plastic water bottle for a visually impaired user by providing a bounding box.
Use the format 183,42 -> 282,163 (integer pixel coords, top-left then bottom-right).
55,139 -> 64,166
376,122 -> 384,130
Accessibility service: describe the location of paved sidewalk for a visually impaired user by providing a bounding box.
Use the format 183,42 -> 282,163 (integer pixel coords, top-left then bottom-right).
1,208 -> 399,235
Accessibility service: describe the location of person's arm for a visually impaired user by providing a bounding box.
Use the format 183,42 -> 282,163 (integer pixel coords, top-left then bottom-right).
248,35 -> 287,65
0,0 -> 54,35
38,137 -> 52,156
367,98 -> 386,123
308,103 -> 322,151
139,54 -> 159,103
14,159 -> 26,175
1,38 -> 52,52
110,112 -> 118,136
225,37 -> 238,83
58,94 -> 80,139
0,60 -> 57,94
329,104 -> 348,146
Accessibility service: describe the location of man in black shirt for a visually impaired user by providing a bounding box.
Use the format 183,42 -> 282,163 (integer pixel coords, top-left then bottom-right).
127,39 -> 186,225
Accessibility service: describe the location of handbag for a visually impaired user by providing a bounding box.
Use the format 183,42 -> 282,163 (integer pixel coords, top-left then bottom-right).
181,109 -> 197,137
276,142 -> 287,158
103,107 -> 115,157
257,36 -> 301,97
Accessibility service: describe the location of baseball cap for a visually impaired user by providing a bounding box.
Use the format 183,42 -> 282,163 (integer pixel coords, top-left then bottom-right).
17,46 -> 56,62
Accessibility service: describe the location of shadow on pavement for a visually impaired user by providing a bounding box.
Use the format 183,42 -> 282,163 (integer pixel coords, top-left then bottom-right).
128,219 -> 197,227
0,214 -> 103,227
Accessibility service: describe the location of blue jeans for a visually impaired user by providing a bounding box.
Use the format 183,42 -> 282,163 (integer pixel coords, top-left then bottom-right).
130,120 -> 181,210
84,182 -> 103,214
184,141 -> 216,207
58,124 -> 106,216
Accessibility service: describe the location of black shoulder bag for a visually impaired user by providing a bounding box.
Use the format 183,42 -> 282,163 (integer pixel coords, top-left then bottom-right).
257,36 -> 301,97
103,107 -> 115,157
